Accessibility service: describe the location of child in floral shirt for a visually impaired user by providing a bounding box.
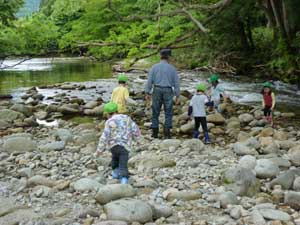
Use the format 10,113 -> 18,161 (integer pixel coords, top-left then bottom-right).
96,102 -> 141,184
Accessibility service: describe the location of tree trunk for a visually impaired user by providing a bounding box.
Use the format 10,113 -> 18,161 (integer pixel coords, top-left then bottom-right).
237,20 -> 250,51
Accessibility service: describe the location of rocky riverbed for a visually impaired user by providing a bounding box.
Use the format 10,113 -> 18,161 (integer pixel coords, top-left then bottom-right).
0,72 -> 300,225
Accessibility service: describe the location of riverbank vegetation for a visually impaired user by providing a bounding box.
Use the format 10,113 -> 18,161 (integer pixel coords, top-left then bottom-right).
0,0 -> 300,85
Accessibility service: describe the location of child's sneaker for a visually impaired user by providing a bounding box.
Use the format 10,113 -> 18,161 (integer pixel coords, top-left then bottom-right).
111,169 -> 119,179
120,177 -> 128,184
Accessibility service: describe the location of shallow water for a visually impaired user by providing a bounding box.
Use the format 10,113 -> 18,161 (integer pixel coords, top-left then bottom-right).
0,57 -> 112,95
1,58 -> 299,115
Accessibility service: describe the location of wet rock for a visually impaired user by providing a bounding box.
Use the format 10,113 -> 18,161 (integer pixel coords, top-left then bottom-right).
34,111 -> 48,121
0,109 -> 25,122
78,208 -> 100,218
27,175 -> 56,187
238,155 -> 257,170
223,167 -> 260,196
104,199 -> 153,223
255,159 -> 280,179
95,184 -> 136,204
293,177 -> 300,191
182,139 -> 205,152
39,141 -> 65,152
163,189 -> 201,201
151,204 -> 173,220
218,191 -> 239,208
84,101 -> 99,109
32,185 -> 52,197
281,112 -> 295,118
207,113 -> 225,124
10,104 -> 33,117
287,145 -> 300,166
58,104 -> 80,114
2,135 -> 37,153
258,208 -> 291,221
270,170 -> 295,190
72,178 -> 102,192
239,113 -> 254,123
284,191 -> 300,209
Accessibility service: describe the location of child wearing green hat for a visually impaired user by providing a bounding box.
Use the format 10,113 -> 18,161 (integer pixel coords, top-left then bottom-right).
111,73 -> 136,114
208,74 -> 227,112
261,81 -> 276,126
96,102 -> 141,184
188,83 -> 211,144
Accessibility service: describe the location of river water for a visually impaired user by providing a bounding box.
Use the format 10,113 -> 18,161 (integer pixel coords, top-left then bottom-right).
0,57 -> 299,115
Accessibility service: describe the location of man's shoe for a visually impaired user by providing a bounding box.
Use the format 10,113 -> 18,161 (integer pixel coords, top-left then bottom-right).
164,128 -> 172,139
152,128 -> 159,138
111,169 -> 119,179
120,177 -> 128,184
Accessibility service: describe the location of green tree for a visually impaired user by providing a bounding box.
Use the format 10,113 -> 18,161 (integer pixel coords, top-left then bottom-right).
0,0 -> 24,25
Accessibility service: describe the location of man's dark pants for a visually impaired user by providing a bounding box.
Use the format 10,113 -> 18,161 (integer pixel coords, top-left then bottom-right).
151,86 -> 174,129
110,145 -> 129,178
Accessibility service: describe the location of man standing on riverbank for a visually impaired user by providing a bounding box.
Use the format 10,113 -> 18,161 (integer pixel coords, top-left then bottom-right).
145,48 -> 180,139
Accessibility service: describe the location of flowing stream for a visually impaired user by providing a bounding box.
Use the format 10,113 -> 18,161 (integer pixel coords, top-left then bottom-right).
0,57 -> 299,116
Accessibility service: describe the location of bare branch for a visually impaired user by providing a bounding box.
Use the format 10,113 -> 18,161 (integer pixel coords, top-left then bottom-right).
0,57 -> 31,70
182,8 -> 208,32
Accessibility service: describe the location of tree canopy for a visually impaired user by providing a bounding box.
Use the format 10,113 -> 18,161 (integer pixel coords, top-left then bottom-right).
1,0 -> 300,84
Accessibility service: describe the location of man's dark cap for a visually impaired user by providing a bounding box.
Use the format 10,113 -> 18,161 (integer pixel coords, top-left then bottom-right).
160,48 -> 172,57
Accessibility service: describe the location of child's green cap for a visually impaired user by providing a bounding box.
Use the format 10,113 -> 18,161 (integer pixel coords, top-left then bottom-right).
209,74 -> 219,83
196,83 -> 206,92
104,102 -> 118,113
118,73 -> 128,82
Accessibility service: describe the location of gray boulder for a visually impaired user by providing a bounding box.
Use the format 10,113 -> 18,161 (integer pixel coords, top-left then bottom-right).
293,177 -> 300,191
72,178 -> 102,192
238,113 -> 254,123
207,113 -> 225,124
104,199 -> 153,223
223,167 -> 260,197
39,141 -> 65,152
218,191 -> 239,208
165,190 -> 201,201
233,143 -> 257,156
182,139 -> 205,152
258,208 -> 291,221
94,222 -> 128,225
55,128 -> 73,143
160,139 -> 181,149
75,131 -> 98,145
284,191 -> 300,210
0,109 -> 25,122
238,155 -> 257,170
287,145 -> 300,166
179,121 -> 194,133
151,204 -> 173,220
3,135 -> 36,153
0,120 -> 11,130
255,159 -> 280,179
95,184 -> 136,204
270,170 -> 295,190
10,104 -> 32,117
58,104 -> 80,114
27,175 -> 56,187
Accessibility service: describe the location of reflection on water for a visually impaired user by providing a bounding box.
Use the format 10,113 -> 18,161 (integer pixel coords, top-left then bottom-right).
0,58 -> 112,95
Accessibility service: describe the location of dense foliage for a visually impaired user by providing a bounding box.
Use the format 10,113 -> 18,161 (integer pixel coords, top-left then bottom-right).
1,0 -> 300,84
